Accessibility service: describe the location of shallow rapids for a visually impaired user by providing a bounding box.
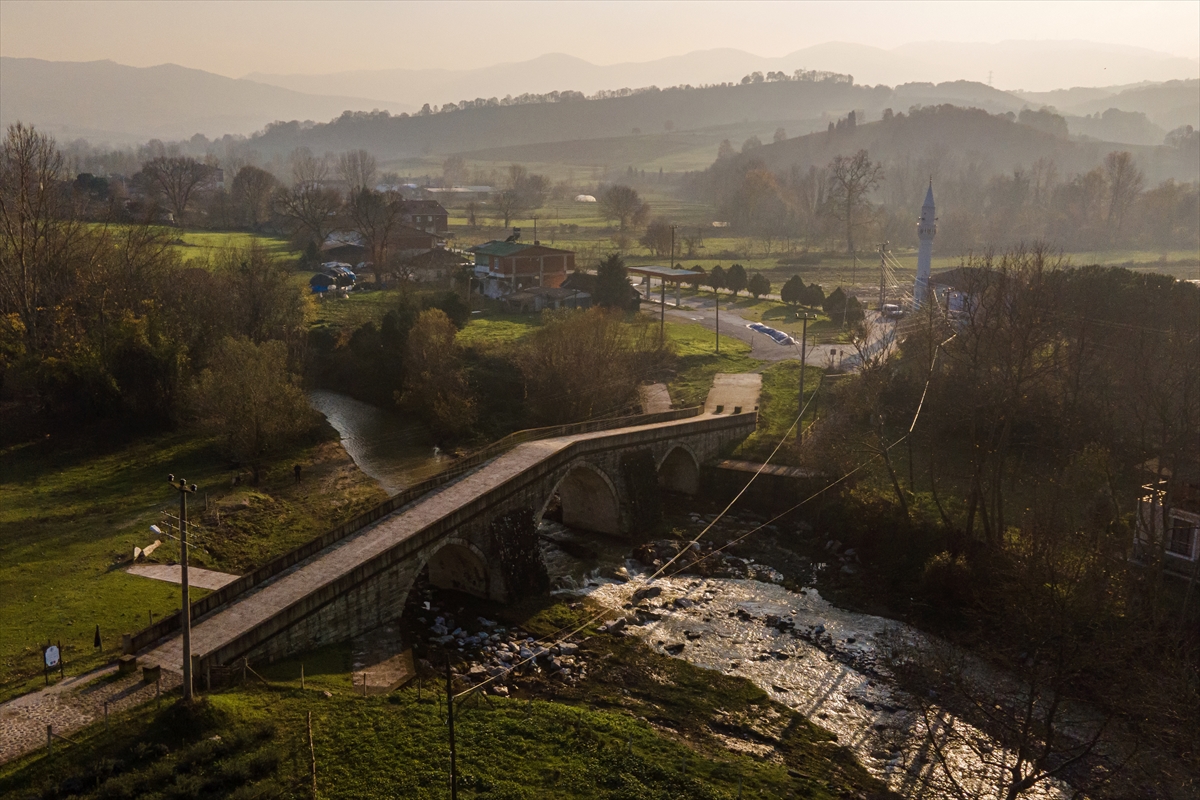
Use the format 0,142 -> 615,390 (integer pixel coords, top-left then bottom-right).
581,571 -> 1075,800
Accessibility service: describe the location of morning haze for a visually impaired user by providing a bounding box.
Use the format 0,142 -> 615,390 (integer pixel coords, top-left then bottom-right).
0,2 -> 1198,799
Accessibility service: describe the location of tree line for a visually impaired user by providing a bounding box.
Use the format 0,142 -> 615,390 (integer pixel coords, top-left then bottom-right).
692,105 -> 1199,255
800,249 -> 1199,797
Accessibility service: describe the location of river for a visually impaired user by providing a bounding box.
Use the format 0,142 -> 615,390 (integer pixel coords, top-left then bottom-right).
308,390 -> 449,496
312,391 -> 1088,799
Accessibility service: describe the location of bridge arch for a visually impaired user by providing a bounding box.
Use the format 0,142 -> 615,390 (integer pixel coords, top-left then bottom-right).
544,460 -> 621,536
420,537 -> 490,598
658,442 -> 700,495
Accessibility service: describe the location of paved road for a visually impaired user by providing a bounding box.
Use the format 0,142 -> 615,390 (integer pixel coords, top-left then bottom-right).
643,290 -> 888,369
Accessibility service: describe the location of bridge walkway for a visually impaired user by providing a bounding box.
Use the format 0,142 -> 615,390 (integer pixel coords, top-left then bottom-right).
142,412 -> 730,673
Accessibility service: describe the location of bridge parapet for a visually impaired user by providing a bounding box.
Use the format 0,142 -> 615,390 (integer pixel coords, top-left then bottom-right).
139,410 -> 757,673
124,407 -> 704,655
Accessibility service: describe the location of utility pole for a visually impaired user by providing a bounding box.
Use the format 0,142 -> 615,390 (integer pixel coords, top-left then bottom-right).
878,243 -> 887,311
660,278 -> 666,345
798,314 -> 812,416
446,657 -> 458,800
167,474 -> 197,702
714,284 -> 720,354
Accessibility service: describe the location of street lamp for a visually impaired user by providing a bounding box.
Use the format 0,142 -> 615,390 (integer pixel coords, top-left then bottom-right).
167,474 -> 197,701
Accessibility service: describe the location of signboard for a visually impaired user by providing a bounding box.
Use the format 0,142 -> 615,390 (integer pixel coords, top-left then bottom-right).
44,645 -> 60,668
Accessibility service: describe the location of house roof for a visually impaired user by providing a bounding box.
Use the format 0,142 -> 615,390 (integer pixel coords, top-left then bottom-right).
628,265 -> 701,282
470,241 -> 574,257
406,248 -> 470,267
323,230 -> 366,249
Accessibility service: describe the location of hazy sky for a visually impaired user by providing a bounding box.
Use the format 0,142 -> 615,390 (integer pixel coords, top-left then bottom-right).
2,0 -> 1197,76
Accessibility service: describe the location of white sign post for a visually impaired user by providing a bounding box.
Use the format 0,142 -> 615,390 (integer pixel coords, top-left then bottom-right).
43,644 -> 60,685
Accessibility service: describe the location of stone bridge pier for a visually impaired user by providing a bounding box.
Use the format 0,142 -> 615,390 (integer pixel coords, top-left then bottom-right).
140,412 -> 756,673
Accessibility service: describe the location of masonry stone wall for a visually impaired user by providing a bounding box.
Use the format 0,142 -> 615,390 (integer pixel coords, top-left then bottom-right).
195,413 -> 755,671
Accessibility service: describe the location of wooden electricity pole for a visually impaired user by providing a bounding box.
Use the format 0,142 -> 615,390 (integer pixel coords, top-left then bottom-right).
446,657 -> 458,800
168,474 -> 197,701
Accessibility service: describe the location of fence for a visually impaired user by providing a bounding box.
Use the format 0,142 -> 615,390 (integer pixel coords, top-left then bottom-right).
124,407 -> 702,655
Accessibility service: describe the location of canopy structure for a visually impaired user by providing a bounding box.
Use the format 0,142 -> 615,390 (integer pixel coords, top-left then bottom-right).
628,265 -> 701,307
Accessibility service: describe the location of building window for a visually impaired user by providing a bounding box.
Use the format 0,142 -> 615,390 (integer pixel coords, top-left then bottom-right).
1167,521 -> 1198,559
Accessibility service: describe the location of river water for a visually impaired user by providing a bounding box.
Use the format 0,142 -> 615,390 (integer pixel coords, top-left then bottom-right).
580,570 -> 1078,800
308,390 -> 449,496
313,393 -> 1083,799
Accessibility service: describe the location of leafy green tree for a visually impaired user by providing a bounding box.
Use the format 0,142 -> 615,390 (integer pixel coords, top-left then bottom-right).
686,265 -> 706,289
780,274 -> 805,308
191,337 -> 315,483
823,286 -> 863,325
594,253 -> 636,310
708,265 -> 726,291
803,281 -> 826,307
748,272 -> 771,299
726,263 -> 748,297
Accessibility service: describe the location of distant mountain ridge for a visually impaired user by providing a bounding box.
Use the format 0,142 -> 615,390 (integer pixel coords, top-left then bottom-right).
0,57 -> 414,144
245,40 -> 1199,108
239,79 -> 1041,162
716,104 -> 1199,186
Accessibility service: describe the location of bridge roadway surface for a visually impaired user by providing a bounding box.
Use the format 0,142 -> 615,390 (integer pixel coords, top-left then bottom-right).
142,412 -> 729,673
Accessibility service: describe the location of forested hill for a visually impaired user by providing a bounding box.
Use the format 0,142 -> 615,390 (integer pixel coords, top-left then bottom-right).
714,104 -> 1200,185
243,79 -> 1029,161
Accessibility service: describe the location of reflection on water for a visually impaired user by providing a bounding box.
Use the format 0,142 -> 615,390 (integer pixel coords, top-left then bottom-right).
308,390 -> 449,496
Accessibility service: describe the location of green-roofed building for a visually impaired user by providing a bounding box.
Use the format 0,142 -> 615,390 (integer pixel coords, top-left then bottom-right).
470,236 -> 576,298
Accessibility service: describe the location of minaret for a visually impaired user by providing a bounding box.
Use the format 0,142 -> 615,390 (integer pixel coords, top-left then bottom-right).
914,181 -> 936,308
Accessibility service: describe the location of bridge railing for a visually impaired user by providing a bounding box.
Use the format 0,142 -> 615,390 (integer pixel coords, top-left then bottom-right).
124,405 -> 704,655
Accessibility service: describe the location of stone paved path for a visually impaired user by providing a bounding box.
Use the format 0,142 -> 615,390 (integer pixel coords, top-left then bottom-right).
0,667 -> 181,765
638,383 -> 673,413
125,564 -> 241,590
705,373 -> 762,414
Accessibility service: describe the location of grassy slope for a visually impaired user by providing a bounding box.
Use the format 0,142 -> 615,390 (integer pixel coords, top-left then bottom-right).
0,428 -> 386,701
0,603 -> 895,800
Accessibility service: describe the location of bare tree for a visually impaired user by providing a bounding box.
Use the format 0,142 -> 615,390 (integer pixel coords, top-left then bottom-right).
140,155 -> 210,224
230,165 -> 278,230
598,184 -> 650,230
273,182 -> 342,251
345,188 -> 405,284
290,147 -> 329,188
491,164 -> 549,227
442,155 -> 468,187
337,149 -> 377,195
0,123 -> 90,354
1103,151 -> 1143,239
826,149 -> 883,255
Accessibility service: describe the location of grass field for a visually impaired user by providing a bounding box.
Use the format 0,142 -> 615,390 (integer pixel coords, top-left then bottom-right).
0,602 -> 892,800
0,428 -> 386,702
171,230 -> 295,264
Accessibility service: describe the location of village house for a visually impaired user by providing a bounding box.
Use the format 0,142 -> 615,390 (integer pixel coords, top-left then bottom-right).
400,199 -> 449,233
1134,474 -> 1200,578
470,234 -> 576,298
402,247 -> 471,284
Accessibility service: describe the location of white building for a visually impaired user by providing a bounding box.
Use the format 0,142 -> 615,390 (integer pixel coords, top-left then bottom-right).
914,182 -> 936,308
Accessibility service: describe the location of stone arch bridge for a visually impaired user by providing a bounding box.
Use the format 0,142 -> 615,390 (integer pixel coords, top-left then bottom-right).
138,409 -> 756,674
